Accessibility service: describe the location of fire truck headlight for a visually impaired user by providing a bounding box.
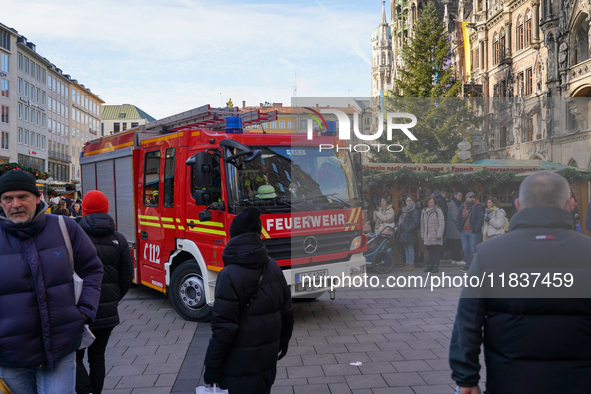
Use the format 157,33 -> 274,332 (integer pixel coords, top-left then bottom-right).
350,236 -> 362,251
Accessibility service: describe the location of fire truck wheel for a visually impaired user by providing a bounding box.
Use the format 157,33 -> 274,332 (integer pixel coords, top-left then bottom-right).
169,260 -> 212,322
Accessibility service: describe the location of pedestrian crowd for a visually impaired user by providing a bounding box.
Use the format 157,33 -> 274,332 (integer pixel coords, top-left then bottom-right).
365,187 -> 518,273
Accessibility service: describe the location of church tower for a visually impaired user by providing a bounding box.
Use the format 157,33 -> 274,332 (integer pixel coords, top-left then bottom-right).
371,1 -> 393,97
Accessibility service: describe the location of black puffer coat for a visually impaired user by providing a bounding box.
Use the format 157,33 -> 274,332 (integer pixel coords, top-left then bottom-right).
204,232 -> 294,394
450,207 -> 591,393
79,213 -> 134,330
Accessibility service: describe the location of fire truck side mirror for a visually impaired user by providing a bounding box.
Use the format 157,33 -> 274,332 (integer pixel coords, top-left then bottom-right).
186,152 -> 213,188
353,152 -> 364,191
194,190 -> 212,206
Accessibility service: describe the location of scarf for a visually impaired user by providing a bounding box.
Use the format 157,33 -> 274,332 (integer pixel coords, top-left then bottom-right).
466,200 -> 476,210
398,201 -> 416,226
485,206 -> 496,220
424,206 -> 436,215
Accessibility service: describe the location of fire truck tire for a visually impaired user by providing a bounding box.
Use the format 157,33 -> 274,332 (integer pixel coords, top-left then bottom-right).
169,260 -> 212,322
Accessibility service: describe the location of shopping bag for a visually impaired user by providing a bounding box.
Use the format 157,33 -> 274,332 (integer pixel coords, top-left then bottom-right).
196,384 -> 229,394
79,324 -> 96,349
0,377 -> 13,394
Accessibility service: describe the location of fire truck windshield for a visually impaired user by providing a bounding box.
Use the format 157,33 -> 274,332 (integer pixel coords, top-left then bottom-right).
225,146 -> 360,212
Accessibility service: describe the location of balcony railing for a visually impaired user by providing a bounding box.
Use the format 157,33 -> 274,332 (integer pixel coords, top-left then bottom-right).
48,150 -> 72,163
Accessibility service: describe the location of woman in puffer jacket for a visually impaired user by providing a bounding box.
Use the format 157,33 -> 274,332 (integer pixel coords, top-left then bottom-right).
420,196 -> 445,273
482,196 -> 506,241
373,196 -> 395,235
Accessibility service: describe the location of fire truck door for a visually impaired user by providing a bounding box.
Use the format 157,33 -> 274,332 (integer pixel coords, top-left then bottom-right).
137,147 -> 174,291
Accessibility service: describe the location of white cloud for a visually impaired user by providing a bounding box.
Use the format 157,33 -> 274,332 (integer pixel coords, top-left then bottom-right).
2,0 -> 380,118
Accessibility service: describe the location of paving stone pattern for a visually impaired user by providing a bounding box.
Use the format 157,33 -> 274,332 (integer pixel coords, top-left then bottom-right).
102,266 -> 486,394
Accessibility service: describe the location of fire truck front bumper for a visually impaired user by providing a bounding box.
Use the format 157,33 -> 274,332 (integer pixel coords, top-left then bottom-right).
287,252 -> 367,298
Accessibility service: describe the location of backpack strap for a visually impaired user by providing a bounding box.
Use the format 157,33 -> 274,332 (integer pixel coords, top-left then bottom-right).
58,215 -> 74,272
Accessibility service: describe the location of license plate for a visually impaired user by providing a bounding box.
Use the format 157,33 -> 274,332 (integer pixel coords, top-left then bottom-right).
296,269 -> 329,284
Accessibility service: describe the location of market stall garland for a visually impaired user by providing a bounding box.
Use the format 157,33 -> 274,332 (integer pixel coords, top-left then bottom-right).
364,167 -> 591,190
0,163 -> 49,180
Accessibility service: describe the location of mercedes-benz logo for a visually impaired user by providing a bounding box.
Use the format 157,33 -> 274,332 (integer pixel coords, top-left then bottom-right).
303,236 -> 318,254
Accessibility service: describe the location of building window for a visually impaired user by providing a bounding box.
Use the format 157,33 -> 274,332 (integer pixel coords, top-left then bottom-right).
1,132 -> 8,150
288,120 -> 294,129
18,103 -> 22,119
300,120 -> 307,129
17,53 -> 22,69
475,48 -> 479,70
1,105 -> 8,124
493,33 -> 499,64
1,79 -> 8,98
525,10 -> 532,47
500,126 -> 507,148
0,53 -> 9,73
279,120 -> 285,129
113,122 -> 120,133
131,122 -> 139,128
24,129 -> 29,145
24,106 -> 29,122
525,68 -> 533,95
122,122 -> 127,131
24,81 -> 29,97
17,78 -> 22,94
527,117 -> 534,141
269,121 -> 277,129
17,127 -> 22,144
29,60 -> 34,77
0,30 -> 9,51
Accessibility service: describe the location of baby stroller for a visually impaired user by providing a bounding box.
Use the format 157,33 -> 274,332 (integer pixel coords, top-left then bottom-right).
364,225 -> 398,274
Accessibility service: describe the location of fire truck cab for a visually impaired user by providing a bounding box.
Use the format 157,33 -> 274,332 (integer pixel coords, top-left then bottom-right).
81,105 -> 367,321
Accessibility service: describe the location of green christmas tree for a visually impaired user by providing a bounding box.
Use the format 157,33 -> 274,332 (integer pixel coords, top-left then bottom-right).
371,1 -> 477,164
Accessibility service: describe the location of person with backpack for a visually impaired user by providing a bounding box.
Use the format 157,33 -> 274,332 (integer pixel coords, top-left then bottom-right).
456,192 -> 484,272
203,207 -> 294,394
75,190 -> 134,394
482,197 -> 506,241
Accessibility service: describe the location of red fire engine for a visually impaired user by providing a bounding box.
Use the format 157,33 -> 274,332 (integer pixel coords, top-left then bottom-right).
81,105 -> 367,321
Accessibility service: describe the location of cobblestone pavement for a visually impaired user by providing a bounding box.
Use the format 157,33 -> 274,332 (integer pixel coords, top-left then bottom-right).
101,264 -> 486,394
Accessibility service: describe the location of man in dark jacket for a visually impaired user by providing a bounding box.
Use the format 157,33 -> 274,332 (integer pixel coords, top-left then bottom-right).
0,170 -> 103,394
76,190 -> 134,394
456,192 -> 484,272
449,171 -> 591,394
204,207 -> 294,394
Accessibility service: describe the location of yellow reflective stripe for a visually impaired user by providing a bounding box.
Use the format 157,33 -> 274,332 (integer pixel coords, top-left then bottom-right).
207,265 -> 223,272
188,227 -> 227,236
187,219 -> 224,228
84,141 -> 133,157
141,280 -> 164,292
163,224 -> 176,229
261,227 -> 271,239
191,131 -> 201,137
140,221 -> 161,227
141,132 -> 184,145
161,217 -> 174,222
354,207 -> 362,225
138,215 -> 160,221
345,208 -> 356,231
178,226 -> 185,230
176,218 -> 181,223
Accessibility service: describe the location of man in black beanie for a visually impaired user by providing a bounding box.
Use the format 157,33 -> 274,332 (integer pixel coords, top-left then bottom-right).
0,170 -> 103,394
204,207 -> 294,394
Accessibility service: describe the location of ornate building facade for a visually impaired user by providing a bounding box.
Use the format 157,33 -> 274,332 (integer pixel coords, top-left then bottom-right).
450,0 -> 591,169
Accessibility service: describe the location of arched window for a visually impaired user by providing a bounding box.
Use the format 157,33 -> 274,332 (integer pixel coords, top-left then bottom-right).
576,22 -> 589,63
525,9 -> 532,46
500,28 -> 506,59
568,158 -> 578,167
493,33 -> 499,64
517,16 -> 524,51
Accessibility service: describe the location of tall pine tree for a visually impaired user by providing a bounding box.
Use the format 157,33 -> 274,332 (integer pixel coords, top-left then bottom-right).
371,1 -> 476,164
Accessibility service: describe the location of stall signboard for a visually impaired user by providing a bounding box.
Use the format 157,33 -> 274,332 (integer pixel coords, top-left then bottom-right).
363,163 -> 540,173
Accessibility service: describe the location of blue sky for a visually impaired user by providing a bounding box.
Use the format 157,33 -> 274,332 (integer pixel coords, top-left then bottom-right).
3,0 -> 382,119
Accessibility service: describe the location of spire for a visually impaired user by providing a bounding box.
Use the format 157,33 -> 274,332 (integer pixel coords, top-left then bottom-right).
378,0 -> 390,46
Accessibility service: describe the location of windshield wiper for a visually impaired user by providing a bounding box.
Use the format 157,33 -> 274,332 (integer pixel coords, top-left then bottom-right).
309,193 -> 351,208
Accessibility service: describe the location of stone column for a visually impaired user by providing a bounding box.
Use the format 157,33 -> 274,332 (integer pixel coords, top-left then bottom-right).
475,0 -> 481,14
484,38 -> 489,71
532,2 -> 540,43
480,40 -> 485,70
505,21 -> 512,57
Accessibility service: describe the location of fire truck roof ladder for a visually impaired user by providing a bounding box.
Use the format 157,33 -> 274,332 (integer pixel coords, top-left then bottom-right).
141,105 -> 278,134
